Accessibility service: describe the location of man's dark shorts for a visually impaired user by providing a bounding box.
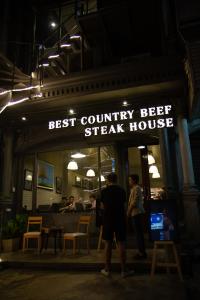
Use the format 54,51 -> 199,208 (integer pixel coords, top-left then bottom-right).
102,223 -> 126,242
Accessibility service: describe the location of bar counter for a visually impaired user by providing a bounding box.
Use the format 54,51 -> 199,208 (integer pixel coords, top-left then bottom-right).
39,211 -> 97,234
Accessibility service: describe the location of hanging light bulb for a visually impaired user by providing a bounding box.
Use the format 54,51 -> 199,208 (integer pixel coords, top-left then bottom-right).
152,172 -> 160,178
148,154 -> 155,165
71,152 -> 86,159
67,160 -> 78,170
86,169 -> 95,177
149,165 -> 158,174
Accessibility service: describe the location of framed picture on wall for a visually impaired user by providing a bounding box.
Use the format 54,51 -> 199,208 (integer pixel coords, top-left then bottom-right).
82,178 -> 93,190
56,176 -> 62,194
24,169 -> 33,191
37,160 -> 54,190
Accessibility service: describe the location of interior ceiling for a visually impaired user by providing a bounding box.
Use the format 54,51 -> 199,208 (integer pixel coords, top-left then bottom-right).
38,146 -> 114,177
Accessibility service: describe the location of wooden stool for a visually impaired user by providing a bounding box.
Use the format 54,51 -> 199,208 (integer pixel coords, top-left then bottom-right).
151,241 -> 183,281
97,225 -> 117,251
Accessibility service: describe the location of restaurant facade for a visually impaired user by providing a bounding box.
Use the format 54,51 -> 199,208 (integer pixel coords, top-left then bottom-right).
0,0 -> 200,241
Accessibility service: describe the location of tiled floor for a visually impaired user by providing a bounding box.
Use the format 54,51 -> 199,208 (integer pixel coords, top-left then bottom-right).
0,269 -> 187,300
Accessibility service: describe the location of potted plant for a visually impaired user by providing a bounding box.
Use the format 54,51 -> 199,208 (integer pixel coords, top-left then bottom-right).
1,214 -> 27,252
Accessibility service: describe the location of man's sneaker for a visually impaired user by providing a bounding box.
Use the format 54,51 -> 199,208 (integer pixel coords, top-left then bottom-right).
101,269 -> 110,277
121,270 -> 135,278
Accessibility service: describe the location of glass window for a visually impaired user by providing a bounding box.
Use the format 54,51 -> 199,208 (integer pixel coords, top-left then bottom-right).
22,146 -> 116,212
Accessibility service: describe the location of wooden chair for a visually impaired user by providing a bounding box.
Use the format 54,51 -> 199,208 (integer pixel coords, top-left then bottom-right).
151,241 -> 183,281
22,216 -> 43,253
63,216 -> 91,255
97,225 -> 117,251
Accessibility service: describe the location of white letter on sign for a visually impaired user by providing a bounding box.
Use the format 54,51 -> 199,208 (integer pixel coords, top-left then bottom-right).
49,121 -> 55,129
140,108 -> 148,118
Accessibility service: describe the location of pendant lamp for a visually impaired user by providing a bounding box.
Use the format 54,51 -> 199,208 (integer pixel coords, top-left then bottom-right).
67,160 -> 78,170
148,154 -> 155,165
97,175 -> 106,182
149,165 -> 158,174
152,172 -> 160,178
86,169 -> 95,177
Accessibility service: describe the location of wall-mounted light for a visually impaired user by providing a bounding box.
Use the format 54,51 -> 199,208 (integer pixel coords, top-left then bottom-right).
67,160 -> 78,170
149,165 -> 158,174
86,169 -> 95,177
138,145 -> 145,149
148,154 -> 155,165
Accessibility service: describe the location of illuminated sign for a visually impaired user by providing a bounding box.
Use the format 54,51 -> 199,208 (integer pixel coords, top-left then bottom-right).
48,105 -> 174,137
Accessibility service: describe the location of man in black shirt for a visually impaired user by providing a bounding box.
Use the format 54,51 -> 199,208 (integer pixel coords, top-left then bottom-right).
100,173 -> 131,277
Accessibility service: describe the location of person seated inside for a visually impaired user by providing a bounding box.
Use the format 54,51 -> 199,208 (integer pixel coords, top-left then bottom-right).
89,194 -> 96,210
60,196 -> 68,207
59,195 -> 75,213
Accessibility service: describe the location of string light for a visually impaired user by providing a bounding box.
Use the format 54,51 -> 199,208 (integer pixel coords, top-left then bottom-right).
0,93 -> 43,114
12,85 -> 40,92
60,43 -> 72,48
70,34 -> 81,39
0,90 -> 11,96
0,84 -> 41,96
0,85 -> 43,114
48,54 -> 59,59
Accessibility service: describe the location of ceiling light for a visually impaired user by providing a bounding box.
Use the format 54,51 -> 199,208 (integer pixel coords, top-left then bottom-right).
21,116 -> 27,121
60,43 -> 72,48
71,152 -> 86,159
148,154 -> 155,165
86,169 -> 95,177
149,165 -> 158,174
69,109 -> 75,115
122,101 -> 128,107
51,22 -> 56,28
67,160 -> 78,170
152,172 -> 160,179
138,145 -> 145,149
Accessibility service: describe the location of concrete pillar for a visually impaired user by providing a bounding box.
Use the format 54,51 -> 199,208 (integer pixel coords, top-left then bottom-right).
177,115 -> 200,240
32,153 -> 38,212
159,128 -> 174,198
2,130 -> 13,197
177,117 -> 195,188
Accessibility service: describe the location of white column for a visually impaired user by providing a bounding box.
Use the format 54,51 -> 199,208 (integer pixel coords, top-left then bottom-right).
177,116 -> 195,189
